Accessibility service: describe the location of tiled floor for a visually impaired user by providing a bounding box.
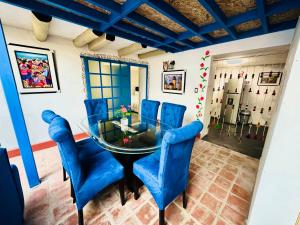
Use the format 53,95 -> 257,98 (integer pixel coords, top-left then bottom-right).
10,140 -> 259,225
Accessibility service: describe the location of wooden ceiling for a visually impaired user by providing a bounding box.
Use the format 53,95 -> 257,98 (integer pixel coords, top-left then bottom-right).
2,0 -> 300,53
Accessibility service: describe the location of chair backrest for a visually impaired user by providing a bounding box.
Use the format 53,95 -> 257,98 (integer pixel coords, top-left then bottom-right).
0,148 -> 24,225
141,99 -> 160,121
48,117 -> 84,192
158,121 -> 203,198
160,102 -> 187,129
84,98 -> 108,119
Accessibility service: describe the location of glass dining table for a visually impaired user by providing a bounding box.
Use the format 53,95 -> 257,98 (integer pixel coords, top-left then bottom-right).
79,113 -> 170,192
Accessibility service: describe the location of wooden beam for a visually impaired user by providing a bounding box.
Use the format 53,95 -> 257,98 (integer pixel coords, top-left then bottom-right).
32,11 -> 52,42
118,43 -> 146,57
73,29 -> 102,47
138,50 -> 166,59
88,33 -> 115,51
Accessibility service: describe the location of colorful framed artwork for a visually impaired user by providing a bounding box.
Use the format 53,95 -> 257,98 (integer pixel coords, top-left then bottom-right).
162,70 -> 186,94
8,44 -> 59,94
257,72 -> 282,86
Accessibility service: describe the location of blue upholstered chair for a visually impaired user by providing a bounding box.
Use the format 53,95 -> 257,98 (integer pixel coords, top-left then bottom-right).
141,99 -> 160,122
0,148 -> 24,225
133,121 -> 203,225
160,102 -> 187,129
42,110 -> 103,182
49,117 -> 125,225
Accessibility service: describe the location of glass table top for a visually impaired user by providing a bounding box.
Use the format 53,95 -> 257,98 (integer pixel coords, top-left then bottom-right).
79,114 -> 171,154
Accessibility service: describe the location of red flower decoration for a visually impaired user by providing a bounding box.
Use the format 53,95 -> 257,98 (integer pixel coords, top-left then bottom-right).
200,63 -> 204,68
199,83 -> 203,88
203,72 -> 207,77
196,105 -> 200,109
200,96 -> 204,101
205,50 -> 210,56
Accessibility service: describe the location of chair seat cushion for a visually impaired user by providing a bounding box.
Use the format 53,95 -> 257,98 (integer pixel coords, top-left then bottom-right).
76,151 -> 124,209
77,138 -> 104,160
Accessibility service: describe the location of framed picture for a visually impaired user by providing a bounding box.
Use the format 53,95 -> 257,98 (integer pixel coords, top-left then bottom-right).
257,72 -> 282,86
162,70 -> 186,94
163,61 -> 169,71
8,44 -> 59,94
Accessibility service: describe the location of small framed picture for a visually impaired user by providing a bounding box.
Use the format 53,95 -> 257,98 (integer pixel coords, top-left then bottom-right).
163,61 -> 169,71
162,70 -> 186,94
8,44 -> 60,94
257,72 -> 282,86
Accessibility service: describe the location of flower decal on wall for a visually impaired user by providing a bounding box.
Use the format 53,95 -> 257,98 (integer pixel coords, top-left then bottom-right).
196,50 -> 210,120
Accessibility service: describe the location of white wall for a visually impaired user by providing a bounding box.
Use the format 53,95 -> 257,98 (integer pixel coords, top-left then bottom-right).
0,25 -> 118,150
247,20 -> 300,225
146,30 -> 295,136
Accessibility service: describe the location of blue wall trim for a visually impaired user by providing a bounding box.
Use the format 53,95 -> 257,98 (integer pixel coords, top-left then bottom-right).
0,21 -> 40,188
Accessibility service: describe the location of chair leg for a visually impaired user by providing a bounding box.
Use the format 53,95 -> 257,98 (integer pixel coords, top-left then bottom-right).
63,167 -> 67,181
134,176 -> 140,200
118,179 -> 126,206
159,209 -> 165,225
182,190 -> 187,209
78,209 -> 84,225
70,180 -> 76,203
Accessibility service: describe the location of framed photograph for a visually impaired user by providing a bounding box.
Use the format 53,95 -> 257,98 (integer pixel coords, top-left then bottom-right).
8,44 -> 59,94
257,72 -> 282,86
162,70 -> 186,94
163,61 -> 169,71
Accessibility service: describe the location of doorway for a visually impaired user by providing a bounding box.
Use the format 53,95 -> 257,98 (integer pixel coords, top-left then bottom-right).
203,46 -> 289,159
82,57 -> 148,119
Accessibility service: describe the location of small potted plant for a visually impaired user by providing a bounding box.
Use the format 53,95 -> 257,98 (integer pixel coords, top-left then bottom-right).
116,105 -> 131,129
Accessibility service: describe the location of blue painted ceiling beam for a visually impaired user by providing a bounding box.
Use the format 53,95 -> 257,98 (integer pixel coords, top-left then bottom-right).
256,0 -> 268,33
83,0 -> 122,14
41,0 -> 110,23
197,0 -> 237,40
226,9 -> 258,27
266,0 -> 300,16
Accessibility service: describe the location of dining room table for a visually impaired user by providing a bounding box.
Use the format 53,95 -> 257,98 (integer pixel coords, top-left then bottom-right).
79,113 -> 171,193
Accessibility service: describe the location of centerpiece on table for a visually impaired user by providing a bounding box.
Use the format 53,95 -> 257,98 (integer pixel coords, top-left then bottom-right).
116,105 -> 132,130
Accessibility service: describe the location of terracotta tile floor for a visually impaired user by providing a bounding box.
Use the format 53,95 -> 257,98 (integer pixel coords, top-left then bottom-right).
10,140 -> 259,225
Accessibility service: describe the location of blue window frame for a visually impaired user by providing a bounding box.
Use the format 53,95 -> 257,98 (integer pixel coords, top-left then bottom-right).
82,56 -> 148,119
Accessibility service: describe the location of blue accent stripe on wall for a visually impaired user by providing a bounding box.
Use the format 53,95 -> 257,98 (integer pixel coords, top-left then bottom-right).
0,21 -> 40,188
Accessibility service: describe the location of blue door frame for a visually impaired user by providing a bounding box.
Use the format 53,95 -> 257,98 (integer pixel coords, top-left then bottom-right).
0,21 -> 40,187
82,56 -> 149,114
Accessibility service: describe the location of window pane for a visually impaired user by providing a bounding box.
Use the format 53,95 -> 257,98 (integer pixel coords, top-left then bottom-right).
103,88 -> 112,98
90,75 -> 100,87
114,98 -> 120,108
101,62 -> 110,74
88,60 -> 99,73
111,63 -> 120,74
113,88 -> 120,97
101,75 -> 111,86
108,110 -> 113,119
107,99 -> 113,108
91,88 -> 101,99
112,76 -> 120,86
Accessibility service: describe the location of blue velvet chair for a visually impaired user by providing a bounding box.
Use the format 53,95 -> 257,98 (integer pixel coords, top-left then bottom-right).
42,110 -> 104,182
141,99 -> 160,122
160,102 -> 187,129
49,117 -> 125,225
0,148 -> 24,225
133,121 -> 203,225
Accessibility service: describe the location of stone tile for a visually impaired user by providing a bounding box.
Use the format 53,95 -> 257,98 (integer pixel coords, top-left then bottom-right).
191,204 -> 211,222
187,183 -> 203,200
123,215 -> 140,225
221,206 -> 245,225
136,203 -> 156,225
208,183 -> 227,201
219,169 -> 235,182
214,176 -> 231,191
231,184 -> 251,202
226,194 -> 249,216
165,203 -> 186,225
200,193 -> 222,214
108,203 -> 130,224
88,213 -> 112,225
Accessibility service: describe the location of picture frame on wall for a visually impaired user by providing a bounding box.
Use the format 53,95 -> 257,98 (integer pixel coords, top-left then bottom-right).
8,44 -> 60,94
257,71 -> 282,86
162,70 -> 186,94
